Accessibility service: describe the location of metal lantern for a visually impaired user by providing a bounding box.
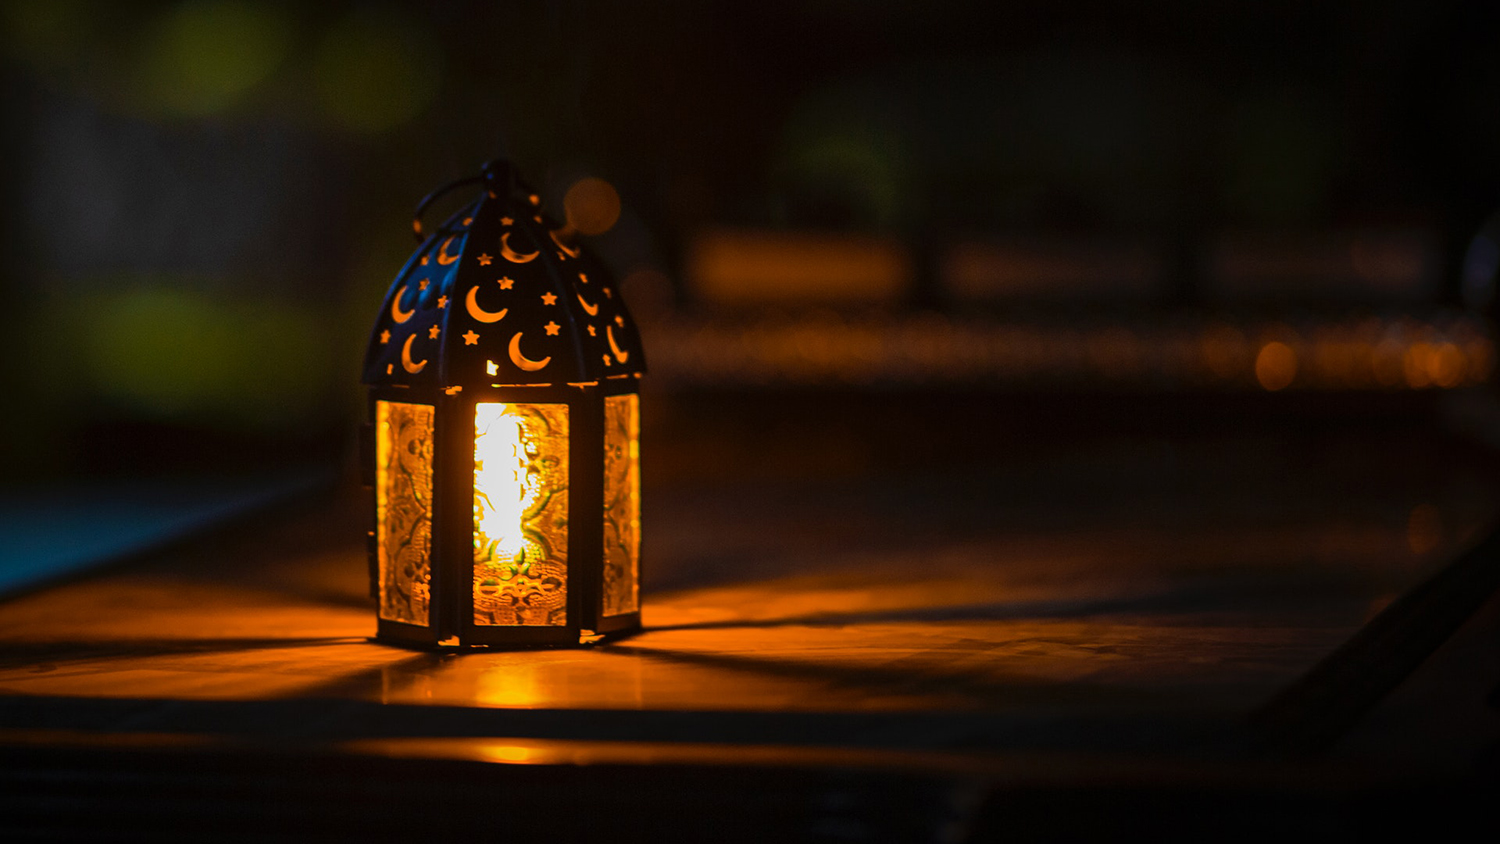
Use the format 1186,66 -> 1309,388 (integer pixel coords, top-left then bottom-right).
360,160 -> 645,648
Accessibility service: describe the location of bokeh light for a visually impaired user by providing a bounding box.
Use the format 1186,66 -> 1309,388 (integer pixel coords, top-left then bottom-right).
564,178 -> 622,236
134,1 -> 291,117
0,1 -> 1495,488
1254,341 -> 1298,391
70,286 -> 329,431
313,8 -> 440,133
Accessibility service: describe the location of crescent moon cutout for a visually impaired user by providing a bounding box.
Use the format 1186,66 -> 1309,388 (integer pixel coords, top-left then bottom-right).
576,292 -> 599,316
508,332 -> 551,372
550,230 -> 580,258
401,334 -> 428,374
606,325 -> 630,364
500,233 -> 539,263
390,286 -> 414,324
437,237 -> 460,265
465,287 -> 508,323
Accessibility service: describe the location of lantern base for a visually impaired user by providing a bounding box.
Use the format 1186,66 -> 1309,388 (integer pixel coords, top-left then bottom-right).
596,610 -> 642,636
373,614 -> 642,651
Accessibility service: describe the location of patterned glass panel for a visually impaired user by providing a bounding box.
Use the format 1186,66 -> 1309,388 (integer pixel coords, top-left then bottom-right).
473,402 -> 569,626
375,400 -> 433,625
603,393 -> 641,616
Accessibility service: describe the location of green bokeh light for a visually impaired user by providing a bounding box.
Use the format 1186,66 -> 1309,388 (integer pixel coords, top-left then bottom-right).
313,9 -> 441,133
134,1 -> 292,116
68,285 -> 331,431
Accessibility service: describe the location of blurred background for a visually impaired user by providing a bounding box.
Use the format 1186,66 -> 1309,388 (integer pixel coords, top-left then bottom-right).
4,0 -> 1500,591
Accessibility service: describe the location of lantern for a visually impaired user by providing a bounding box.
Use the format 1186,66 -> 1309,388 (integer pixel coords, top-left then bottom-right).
360,160 -> 646,648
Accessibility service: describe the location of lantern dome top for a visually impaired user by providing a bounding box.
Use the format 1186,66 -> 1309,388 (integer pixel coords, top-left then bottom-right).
361,160 -> 646,389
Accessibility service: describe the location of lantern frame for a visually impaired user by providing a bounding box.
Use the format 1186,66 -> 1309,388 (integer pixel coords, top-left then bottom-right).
361,161 -> 645,649
366,379 -> 641,649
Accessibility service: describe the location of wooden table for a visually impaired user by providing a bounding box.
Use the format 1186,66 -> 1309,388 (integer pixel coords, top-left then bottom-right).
3,396 -> 1498,840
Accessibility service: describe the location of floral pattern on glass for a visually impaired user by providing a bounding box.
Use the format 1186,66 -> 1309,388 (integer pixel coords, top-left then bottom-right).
376,400 -> 433,625
603,393 -> 641,616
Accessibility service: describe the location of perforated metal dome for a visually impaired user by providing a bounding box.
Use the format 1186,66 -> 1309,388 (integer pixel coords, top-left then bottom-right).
361,161 -> 646,388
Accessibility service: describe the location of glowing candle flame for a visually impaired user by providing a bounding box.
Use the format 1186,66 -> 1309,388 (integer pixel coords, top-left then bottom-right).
475,403 -> 529,564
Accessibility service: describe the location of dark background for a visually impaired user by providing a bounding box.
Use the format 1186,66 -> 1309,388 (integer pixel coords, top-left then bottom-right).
2,8 -> 1500,834
2,0 -> 1499,483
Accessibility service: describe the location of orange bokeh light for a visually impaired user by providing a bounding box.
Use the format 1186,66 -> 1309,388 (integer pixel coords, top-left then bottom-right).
564,177 -> 622,236
1255,341 -> 1298,391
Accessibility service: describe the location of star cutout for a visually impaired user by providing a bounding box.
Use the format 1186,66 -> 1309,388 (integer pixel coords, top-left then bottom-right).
579,273 -> 588,284
421,255 -> 430,266
528,194 -> 540,206
615,315 -> 625,326
380,330 -> 391,344
541,292 -> 557,306
587,325 -> 597,336
463,330 -> 479,345
602,353 -> 612,366
428,325 -> 440,339
544,321 -> 561,336
418,279 -> 429,291
500,217 -> 513,226
477,253 -> 493,266
498,277 -> 515,290
437,295 -> 448,309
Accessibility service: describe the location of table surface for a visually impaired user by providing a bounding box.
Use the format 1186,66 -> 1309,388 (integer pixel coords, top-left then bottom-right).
3,407 -> 1499,839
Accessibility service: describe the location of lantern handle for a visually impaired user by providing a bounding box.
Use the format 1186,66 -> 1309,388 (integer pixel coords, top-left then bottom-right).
411,160 -> 526,243
411,175 -> 480,243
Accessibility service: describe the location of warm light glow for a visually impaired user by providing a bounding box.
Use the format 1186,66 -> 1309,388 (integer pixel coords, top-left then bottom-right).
376,400 -> 433,626
687,230 -> 912,306
472,403 -> 570,626
603,394 -> 641,616
1431,342 -> 1465,388
478,743 -> 539,764
1404,342 -> 1434,388
474,405 -> 529,565
1373,337 -> 1406,387
1255,341 -> 1298,391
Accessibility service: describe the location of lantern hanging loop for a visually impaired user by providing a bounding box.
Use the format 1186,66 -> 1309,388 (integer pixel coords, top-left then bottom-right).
411,160 -> 529,242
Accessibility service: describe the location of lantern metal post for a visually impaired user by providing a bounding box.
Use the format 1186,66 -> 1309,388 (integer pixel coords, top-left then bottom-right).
360,160 -> 645,649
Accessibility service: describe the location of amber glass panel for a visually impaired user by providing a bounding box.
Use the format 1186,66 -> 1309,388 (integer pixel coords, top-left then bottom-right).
603,393 -> 641,616
473,403 -> 569,626
375,400 -> 433,625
